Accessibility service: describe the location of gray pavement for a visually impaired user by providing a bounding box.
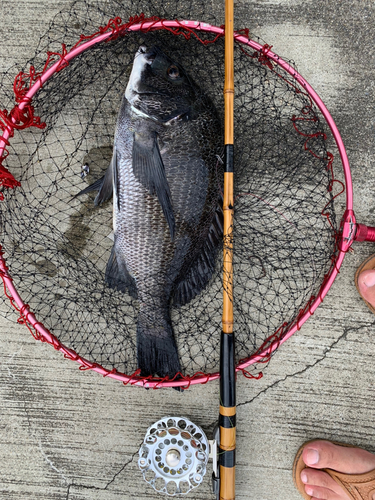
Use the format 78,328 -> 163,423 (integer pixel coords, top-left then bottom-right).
0,1 -> 375,499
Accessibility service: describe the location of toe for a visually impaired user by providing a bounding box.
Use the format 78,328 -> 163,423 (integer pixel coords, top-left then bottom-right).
302,440 -> 375,474
358,269 -> 375,308
305,484 -> 349,500
301,468 -> 352,499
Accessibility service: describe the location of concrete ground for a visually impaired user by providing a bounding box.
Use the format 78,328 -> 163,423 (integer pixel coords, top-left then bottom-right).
0,0 -> 374,499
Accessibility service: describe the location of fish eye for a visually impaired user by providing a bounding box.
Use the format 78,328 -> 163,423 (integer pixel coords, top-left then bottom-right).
167,65 -> 180,79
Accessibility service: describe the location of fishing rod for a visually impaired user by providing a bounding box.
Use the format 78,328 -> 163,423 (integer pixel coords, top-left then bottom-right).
218,0 -> 236,498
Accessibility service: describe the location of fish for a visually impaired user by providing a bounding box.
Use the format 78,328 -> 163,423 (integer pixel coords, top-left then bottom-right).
78,45 -> 223,379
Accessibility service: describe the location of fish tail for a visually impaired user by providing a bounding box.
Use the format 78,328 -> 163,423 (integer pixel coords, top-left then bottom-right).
137,308 -> 181,380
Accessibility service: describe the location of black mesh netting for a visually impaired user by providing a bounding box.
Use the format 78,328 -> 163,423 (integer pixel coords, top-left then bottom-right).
0,0 -> 338,382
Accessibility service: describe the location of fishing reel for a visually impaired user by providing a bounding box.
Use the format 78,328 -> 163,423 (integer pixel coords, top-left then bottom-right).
138,416 -> 220,496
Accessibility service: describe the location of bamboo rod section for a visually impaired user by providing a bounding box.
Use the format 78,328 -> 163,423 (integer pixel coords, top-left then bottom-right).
224,0 -> 234,147
219,0 -> 236,499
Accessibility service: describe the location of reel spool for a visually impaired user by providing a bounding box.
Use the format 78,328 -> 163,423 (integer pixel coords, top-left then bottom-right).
138,416 -> 210,495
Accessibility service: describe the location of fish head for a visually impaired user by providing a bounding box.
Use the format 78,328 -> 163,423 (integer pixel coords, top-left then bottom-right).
125,45 -> 198,122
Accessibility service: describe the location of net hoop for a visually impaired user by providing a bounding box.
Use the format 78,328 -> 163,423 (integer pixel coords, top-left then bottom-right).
0,19 -> 353,388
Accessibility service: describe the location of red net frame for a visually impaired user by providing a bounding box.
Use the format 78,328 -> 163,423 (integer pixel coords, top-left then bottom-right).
0,16 -> 369,389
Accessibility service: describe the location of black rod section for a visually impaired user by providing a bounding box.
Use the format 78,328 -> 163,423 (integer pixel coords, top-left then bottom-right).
220,330 -> 236,408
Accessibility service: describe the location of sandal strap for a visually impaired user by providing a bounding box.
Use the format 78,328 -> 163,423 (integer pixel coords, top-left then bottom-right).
326,468 -> 375,500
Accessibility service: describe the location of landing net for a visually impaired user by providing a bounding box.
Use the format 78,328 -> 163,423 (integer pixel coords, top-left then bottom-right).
0,0 -> 345,388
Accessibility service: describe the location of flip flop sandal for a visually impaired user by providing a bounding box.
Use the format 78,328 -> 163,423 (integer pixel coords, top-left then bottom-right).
354,254 -> 375,315
293,440 -> 375,500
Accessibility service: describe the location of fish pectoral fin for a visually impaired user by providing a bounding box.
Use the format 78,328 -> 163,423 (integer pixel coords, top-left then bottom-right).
72,175 -> 105,200
94,147 -> 115,206
132,133 -> 175,240
71,148 -> 115,205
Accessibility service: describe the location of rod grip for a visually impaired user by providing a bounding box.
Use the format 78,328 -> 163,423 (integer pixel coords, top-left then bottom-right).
219,331 -> 236,499
219,464 -> 235,500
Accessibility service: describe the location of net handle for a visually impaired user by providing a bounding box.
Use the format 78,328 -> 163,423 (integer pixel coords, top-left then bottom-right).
0,19 -> 353,388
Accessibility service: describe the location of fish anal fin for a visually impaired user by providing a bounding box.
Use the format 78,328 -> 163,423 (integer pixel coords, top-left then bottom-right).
105,245 -> 137,298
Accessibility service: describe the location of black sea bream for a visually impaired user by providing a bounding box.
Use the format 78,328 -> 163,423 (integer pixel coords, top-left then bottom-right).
86,46 -> 223,379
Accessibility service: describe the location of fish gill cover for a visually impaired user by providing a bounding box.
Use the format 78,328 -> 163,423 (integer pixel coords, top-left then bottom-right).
0,0 -> 338,385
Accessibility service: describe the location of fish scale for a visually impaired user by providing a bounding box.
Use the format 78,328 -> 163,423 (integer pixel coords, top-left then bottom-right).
115,106 -> 214,297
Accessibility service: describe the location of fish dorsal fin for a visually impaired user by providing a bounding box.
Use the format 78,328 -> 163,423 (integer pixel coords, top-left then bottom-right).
132,132 -> 175,240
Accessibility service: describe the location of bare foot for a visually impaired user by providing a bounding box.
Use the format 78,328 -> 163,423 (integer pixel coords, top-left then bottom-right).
357,269 -> 375,309
300,440 -> 375,500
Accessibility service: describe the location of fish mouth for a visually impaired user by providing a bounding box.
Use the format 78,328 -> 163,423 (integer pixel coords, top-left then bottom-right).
134,90 -> 170,97
137,45 -> 160,63
125,47 -> 150,102
126,45 -> 189,116
126,46 -> 167,102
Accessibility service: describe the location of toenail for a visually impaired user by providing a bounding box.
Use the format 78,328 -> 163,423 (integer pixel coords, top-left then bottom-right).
305,486 -> 314,496
301,471 -> 308,483
305,448 -> 319,465
364,273 -> 375,287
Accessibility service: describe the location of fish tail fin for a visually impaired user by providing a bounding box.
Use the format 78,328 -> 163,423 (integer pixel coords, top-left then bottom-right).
137,308 -> 181,380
